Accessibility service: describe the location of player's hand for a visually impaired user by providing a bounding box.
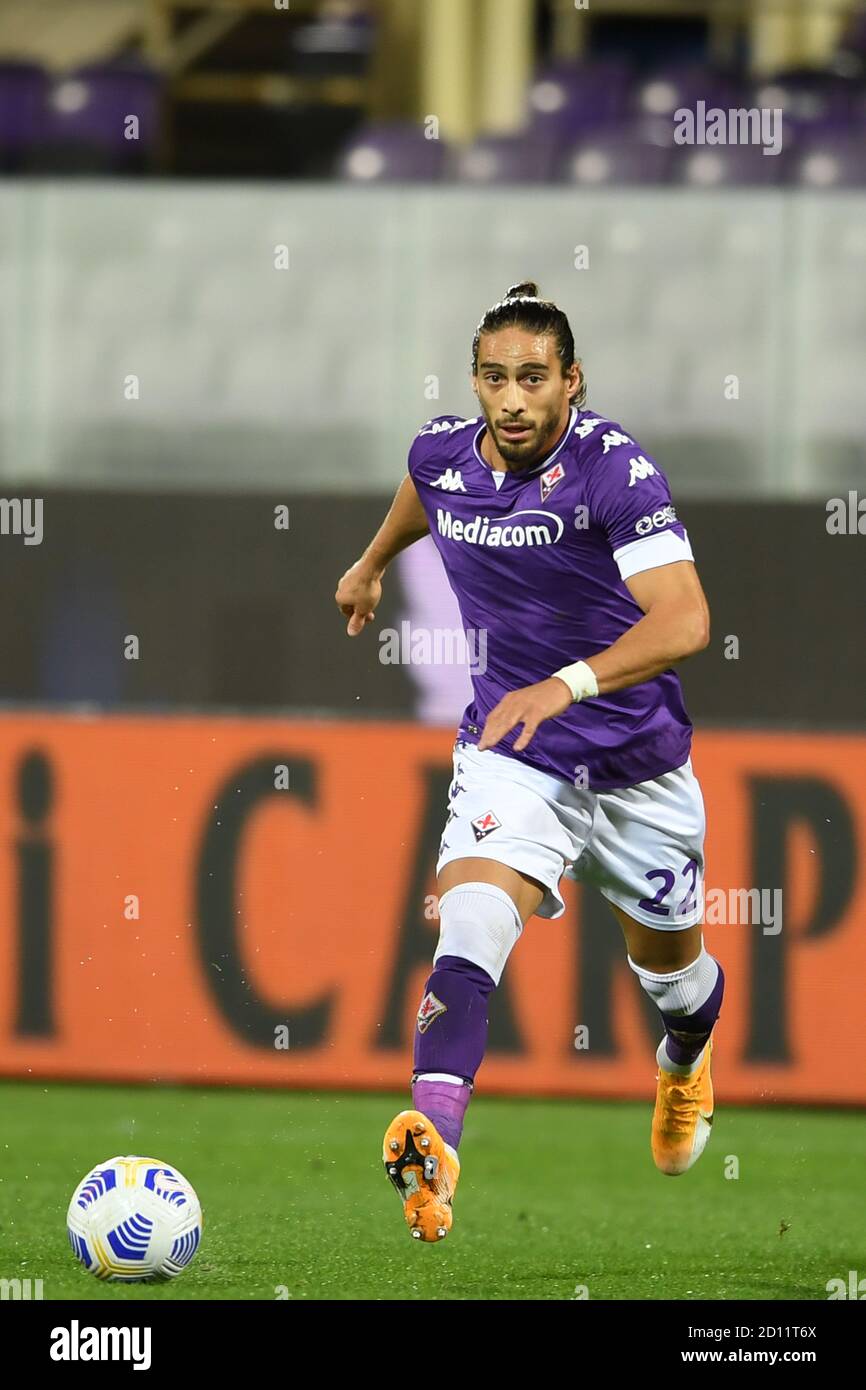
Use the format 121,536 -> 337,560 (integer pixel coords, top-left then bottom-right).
334,562 -> 382,636
477,677 -> 573,753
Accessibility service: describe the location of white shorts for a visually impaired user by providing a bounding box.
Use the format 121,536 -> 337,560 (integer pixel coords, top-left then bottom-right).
436,741 -> 705,929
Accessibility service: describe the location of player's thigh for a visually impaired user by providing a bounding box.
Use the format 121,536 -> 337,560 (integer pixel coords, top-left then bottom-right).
437,857 -> 545,926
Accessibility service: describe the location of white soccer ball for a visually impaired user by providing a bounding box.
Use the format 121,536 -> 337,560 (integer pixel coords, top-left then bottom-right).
66,1155 -> 203,1282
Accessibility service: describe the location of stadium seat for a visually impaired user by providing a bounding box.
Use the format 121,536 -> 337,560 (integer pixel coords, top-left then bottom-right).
792,132 -> 866,187
751,71 -> 856,134
454,134 -> 557,184
528,59 -> 634,138
631,65 -> 741,122
560,124 -> 673,185
338,122 -> 448,181
34,62 -> 162,172
677,144 -> 788,187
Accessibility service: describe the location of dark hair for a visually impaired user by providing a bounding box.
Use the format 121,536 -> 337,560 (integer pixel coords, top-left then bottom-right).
472,282 -> 586,406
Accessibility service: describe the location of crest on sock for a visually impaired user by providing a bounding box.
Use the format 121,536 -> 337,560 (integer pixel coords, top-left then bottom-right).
417,990 -> 447,1033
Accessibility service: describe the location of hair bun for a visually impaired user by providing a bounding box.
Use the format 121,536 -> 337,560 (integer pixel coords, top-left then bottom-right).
505,281 -> 539,300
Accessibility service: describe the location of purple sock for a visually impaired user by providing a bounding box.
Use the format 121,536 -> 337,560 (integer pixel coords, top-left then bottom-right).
411,954 -> 495,1149
411,1078 -> 471,1152
660,961 -> 725,1066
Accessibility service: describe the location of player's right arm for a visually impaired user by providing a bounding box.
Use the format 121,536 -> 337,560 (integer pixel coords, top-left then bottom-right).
334,474 -> 429,636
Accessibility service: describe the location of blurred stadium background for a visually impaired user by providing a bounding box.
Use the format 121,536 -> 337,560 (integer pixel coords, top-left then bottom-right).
0,0 -> 864,1301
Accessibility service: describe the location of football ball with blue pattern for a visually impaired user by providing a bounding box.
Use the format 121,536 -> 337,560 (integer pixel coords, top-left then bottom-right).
67,1155 -> 203,1282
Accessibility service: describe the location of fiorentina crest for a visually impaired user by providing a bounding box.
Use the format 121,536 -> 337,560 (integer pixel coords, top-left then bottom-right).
417,990 -> 447,1033
540,461 -> 565,502
471,809 -> 501,842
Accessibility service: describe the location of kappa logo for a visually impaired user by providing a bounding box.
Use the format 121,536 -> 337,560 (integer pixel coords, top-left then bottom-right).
602,430 -> 633,453
471,809 -> 501,842
419,417 -> 478,437
540,461 -> 565,502
573,416 -> 604,439
431,468 -> 467,493
417,990 -> 448,1033
627,454 -> 657,487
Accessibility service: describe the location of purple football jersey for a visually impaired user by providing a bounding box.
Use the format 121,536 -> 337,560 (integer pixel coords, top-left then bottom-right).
406,405 -> 696,790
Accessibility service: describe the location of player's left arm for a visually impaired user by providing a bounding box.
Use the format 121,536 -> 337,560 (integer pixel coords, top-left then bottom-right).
477,560 -> 709,752
584,558 -> 710,693
479,431 -> 709,753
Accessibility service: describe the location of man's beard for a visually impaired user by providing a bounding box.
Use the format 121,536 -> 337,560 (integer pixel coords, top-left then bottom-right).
485,405 -> 562,470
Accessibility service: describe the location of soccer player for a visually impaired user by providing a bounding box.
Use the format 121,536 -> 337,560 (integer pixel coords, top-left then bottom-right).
334,284 -> 721,1242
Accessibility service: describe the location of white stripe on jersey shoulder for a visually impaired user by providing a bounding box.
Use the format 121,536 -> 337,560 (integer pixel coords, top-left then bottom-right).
613,529 -> 694,581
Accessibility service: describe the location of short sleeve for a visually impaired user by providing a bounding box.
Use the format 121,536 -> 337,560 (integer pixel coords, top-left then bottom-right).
583,427 -> 694,581
407,429 -> 425,482
407,415 -> 478,488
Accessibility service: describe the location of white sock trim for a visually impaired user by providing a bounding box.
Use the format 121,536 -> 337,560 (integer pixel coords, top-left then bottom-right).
629,944 -> 719,1016
627,936 -> 705,984
437,882 -> 522,931
414,1073 -> 465,1086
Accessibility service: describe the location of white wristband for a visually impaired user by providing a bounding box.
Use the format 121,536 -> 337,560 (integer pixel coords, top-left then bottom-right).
551,659 -> 598,703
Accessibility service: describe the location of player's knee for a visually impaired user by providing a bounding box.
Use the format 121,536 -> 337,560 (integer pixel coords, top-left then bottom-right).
434,882 -> 523,986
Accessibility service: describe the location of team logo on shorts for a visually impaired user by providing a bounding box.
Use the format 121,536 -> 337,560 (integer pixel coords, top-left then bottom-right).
471,809 -> 501,841
417,990 -> 447,1033
540,461 -> 565,502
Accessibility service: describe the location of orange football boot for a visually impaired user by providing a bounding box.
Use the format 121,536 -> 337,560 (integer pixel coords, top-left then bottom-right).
652,1037 -> 714,1175
383,1109 -> 460,1242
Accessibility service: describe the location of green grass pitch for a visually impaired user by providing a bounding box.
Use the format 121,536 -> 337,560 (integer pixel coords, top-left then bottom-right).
1,1080 -> 861,1301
